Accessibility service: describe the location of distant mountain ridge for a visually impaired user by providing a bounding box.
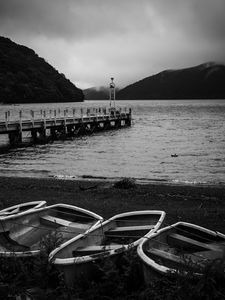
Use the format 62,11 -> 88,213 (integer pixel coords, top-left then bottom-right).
83,86 -> 120,100
117,62 -> 225,100
0,36 -> 84,103
83,86 -> 109,100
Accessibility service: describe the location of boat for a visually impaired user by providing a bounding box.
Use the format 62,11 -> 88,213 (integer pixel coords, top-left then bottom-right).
137,221 -> 225,284
49,210 -> 166,286
0,203 -> 103,257
0,201 -> 47,217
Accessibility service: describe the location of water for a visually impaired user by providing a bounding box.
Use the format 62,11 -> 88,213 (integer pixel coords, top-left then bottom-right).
0,99 -> 225,186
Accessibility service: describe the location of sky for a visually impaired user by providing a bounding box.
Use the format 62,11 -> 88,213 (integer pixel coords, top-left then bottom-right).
0,0 -> 225,89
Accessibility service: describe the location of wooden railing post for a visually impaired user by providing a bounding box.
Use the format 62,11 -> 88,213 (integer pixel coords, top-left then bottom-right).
43,110 -> 46,131
64,109 -> 67,134
31,110 -> 34,127
54,109 -> 57,125
5,111 -> 8,130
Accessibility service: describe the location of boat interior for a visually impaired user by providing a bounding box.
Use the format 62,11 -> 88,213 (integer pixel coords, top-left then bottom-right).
55,214 -> 159,259
0,206 -> 98,253
144,224 -> 225,271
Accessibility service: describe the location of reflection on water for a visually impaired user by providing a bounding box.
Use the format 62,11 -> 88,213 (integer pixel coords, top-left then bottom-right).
0,99 -> 225,185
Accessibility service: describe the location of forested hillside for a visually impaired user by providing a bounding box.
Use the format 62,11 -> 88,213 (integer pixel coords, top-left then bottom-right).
117,62 -> 225,100
0,37 -> 84,103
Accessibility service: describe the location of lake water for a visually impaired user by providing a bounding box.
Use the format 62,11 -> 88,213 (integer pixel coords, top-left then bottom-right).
0,99 -> 225,186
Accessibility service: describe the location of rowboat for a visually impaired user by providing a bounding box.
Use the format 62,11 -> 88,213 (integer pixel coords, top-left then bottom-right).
49,210 -> 166,286
137,221 -> 225,284
0,201 -> 47,217
0,203 -> 103,257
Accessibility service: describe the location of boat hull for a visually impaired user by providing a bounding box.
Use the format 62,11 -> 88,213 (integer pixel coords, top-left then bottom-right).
49,210 -> 166,287
137,222 -> 225,285
0,203 -> 103,257
0,201 -> 47,218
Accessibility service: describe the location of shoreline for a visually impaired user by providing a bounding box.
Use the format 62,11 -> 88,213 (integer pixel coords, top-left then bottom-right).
1,172 -> 225,189
0,176 -> 225,234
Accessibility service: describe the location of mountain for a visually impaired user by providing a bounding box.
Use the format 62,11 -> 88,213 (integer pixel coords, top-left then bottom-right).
0,36 -> 84,103
83,86 -> 120,100
117,62 -> 225,100
83,86 -> 109,100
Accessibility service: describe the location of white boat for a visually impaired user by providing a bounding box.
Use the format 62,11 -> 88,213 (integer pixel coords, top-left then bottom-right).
137,222 -> 225,284
0,203 -> 103,257
49,210 -> 166,286
0,201 -> 47,217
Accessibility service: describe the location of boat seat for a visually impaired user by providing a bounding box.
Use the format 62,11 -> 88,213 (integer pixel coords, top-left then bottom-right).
40,215 -> 90,231
168,233 -> 221,252
72,244 -> 125,256
147,248 -> 187,264
105,225 -> 154,236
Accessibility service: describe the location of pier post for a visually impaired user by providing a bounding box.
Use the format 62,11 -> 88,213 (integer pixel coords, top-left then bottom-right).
19,110 -> 22,135
31,129 -> 38,142
38,127 -> 46,142
31,110 -> 34,127
5,111 -> 8,130
8,129 -> 22,146
43,110 -> 46,131
54,109 -> 57,125
50,127 -> 57,140
125,108 -> 132,126
63,110 -> 68,134
73,108 -> 76,122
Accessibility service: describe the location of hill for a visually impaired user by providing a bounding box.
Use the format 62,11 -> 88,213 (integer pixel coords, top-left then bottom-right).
83,86 -> 120,100
117,62 -> 225,100
0,36 -> 84,103
83,86 -> 109,100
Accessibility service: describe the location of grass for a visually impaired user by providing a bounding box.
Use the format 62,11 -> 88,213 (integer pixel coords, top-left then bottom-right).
0,177 -> 225,298
1,239 -> 225,299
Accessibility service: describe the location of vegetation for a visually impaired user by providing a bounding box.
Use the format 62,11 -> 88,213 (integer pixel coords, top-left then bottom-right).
0,176 -> 225,298
117,62 -> 225,100
0,36 -> 84,104
113,178 -> 137,189
0,241 -> 225,299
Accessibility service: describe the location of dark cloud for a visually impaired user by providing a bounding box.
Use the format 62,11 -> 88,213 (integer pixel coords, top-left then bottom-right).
0,0 -> 225,88
1,0 -> 225,42
0,0 -> 155,39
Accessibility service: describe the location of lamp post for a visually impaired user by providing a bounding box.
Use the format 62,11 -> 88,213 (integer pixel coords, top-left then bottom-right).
109,77 -> 116,109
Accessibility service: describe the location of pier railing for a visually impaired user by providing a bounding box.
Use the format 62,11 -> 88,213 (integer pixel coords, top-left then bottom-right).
1,106 -> 130,123
0,106 -> 132,147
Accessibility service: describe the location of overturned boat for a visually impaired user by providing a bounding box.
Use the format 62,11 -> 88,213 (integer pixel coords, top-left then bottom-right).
49,210 -> 166,286
137,222 -> 225,284
0,203 -> 103,257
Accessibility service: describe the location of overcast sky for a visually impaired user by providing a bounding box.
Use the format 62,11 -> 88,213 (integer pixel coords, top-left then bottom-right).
1,0 -> 225,89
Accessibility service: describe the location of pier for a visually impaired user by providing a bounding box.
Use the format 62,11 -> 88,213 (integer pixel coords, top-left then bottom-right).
0,106 -> 132,147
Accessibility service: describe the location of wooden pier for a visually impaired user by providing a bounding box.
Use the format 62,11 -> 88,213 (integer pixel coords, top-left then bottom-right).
0,107 -> 132,147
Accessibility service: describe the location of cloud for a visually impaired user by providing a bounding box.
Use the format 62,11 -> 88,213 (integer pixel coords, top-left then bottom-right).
0,0 -> 225,89
0,0 -> 155,40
